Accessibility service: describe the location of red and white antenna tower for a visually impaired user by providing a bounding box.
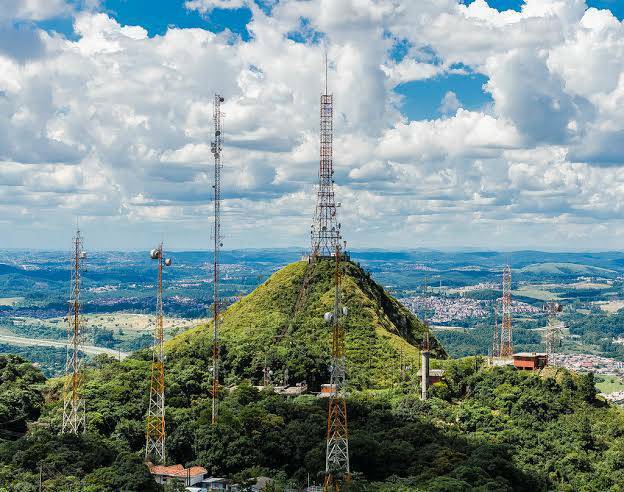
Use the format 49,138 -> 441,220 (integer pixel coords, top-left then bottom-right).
311,53 -> 341,258
324,244 -> 350,491
500,265 -> 513,357
62,225 -> 87,435
145,243 -> 171,463
210,93 -> 225,425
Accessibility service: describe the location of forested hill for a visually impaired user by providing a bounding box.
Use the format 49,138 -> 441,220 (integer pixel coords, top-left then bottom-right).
167,259 -> 445,390
3,261 -> 624,490
2,354 -> 624,490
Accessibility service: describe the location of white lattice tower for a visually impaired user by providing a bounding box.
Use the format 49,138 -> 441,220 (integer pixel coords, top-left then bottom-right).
210,94 -> 225,425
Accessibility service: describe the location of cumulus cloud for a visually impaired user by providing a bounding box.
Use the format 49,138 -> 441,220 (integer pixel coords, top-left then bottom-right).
2,0 -> 624,250
185,0 -> 247,14
439,91 -> 461,115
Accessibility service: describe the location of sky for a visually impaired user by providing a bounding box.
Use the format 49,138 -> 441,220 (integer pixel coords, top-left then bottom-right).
1,0 -> 624,251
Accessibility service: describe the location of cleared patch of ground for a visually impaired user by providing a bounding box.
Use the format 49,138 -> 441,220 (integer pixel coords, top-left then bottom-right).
595,300 -> 624,314
571,282 -> 612,290
514,287 -> 560,301
1,313 -> 209,340
0,297 -> 24,306
431,325 -> 466,331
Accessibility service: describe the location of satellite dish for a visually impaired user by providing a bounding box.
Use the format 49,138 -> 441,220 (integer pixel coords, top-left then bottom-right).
164,258 -> 172,267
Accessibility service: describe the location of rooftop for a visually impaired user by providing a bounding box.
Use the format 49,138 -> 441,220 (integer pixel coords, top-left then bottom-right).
147,463 -> 207,478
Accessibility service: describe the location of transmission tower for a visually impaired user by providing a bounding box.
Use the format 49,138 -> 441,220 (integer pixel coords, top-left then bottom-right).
145,244 -> 171,464
544,302 -> 563,365
311,54 -> 341,258
500,265 -> 513,357
324,245 -> 350,491
62,226 -> 87,435
491,306 -> 500,358
210,93 -> 225,425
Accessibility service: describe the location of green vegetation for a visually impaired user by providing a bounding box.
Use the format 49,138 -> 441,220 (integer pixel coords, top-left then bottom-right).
3,353 -> 624,490
0,355 -> 45,435
433,319 -> 544,358
168,260 -> 445,390
519,263 -> 615,276
563,309 -> 624,360
595,375 -> 624,394
0,344 -> 67,377
3,261 -> 624,490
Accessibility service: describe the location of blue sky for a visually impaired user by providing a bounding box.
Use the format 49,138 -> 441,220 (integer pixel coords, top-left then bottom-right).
3,0 -> 624,250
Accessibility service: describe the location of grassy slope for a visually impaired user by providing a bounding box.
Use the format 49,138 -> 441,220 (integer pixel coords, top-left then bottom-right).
167,260 -> 445,390
519,262 -> 615,275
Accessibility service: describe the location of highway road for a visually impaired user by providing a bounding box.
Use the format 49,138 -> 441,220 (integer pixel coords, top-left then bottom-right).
0,335 -> 130,359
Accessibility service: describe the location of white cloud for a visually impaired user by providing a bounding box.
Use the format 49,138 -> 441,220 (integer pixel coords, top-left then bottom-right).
439,91 -> 461,115
185,0 -> 247,14
2,0 -> 624,250
0,0 -> 72,22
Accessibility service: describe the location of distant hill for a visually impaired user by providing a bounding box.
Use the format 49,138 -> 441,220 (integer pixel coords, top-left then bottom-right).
167,259 -> 445,389
519,262 -> 616,276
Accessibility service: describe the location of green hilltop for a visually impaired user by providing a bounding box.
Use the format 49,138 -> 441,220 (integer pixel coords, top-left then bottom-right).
167,259 -> 445,390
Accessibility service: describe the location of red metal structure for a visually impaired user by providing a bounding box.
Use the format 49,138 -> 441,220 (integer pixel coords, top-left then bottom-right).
500,265 -> 513,357
146,243 -> 171,464
324,245 -> 350,491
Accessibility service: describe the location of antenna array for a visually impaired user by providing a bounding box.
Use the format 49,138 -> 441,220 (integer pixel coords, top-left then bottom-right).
145,243 -> 171,463
210,94 -> 225,425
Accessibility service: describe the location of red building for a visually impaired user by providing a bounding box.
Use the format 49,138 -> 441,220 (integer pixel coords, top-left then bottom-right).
513,352 -> 548,371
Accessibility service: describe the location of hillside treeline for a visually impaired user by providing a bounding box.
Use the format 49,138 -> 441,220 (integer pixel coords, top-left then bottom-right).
1,354 -> 624,490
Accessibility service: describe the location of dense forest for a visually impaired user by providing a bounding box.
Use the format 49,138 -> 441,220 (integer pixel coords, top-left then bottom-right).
2,353 -> 624,490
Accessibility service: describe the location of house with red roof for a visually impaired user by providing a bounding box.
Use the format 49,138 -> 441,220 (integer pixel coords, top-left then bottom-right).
147,462 -> 207,486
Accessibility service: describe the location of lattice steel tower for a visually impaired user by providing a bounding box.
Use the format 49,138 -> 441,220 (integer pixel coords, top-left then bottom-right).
145,244 -> 171,464
311,56 -> 341,258
544,302 -> 563,365
500,265 -> 513,357
324,245 -> 350,491
62,226 -> 87,435
491,307 -> 500,358
210,94 -> 225,425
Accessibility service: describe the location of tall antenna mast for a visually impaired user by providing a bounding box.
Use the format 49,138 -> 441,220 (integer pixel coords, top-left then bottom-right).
146,243 -> 171,463
311,53 -> 341,258
500,265 -> 513,357
492,306 -> 500,358
324,244 -> 350,490
544,302 -> 563,365
210,93 -> 225,425
62,226 -> 87,435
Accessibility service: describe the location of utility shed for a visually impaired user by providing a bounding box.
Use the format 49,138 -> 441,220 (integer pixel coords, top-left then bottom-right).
148,463 -> 207,486
416,369 -> 445,385
513,352 -> 548,371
